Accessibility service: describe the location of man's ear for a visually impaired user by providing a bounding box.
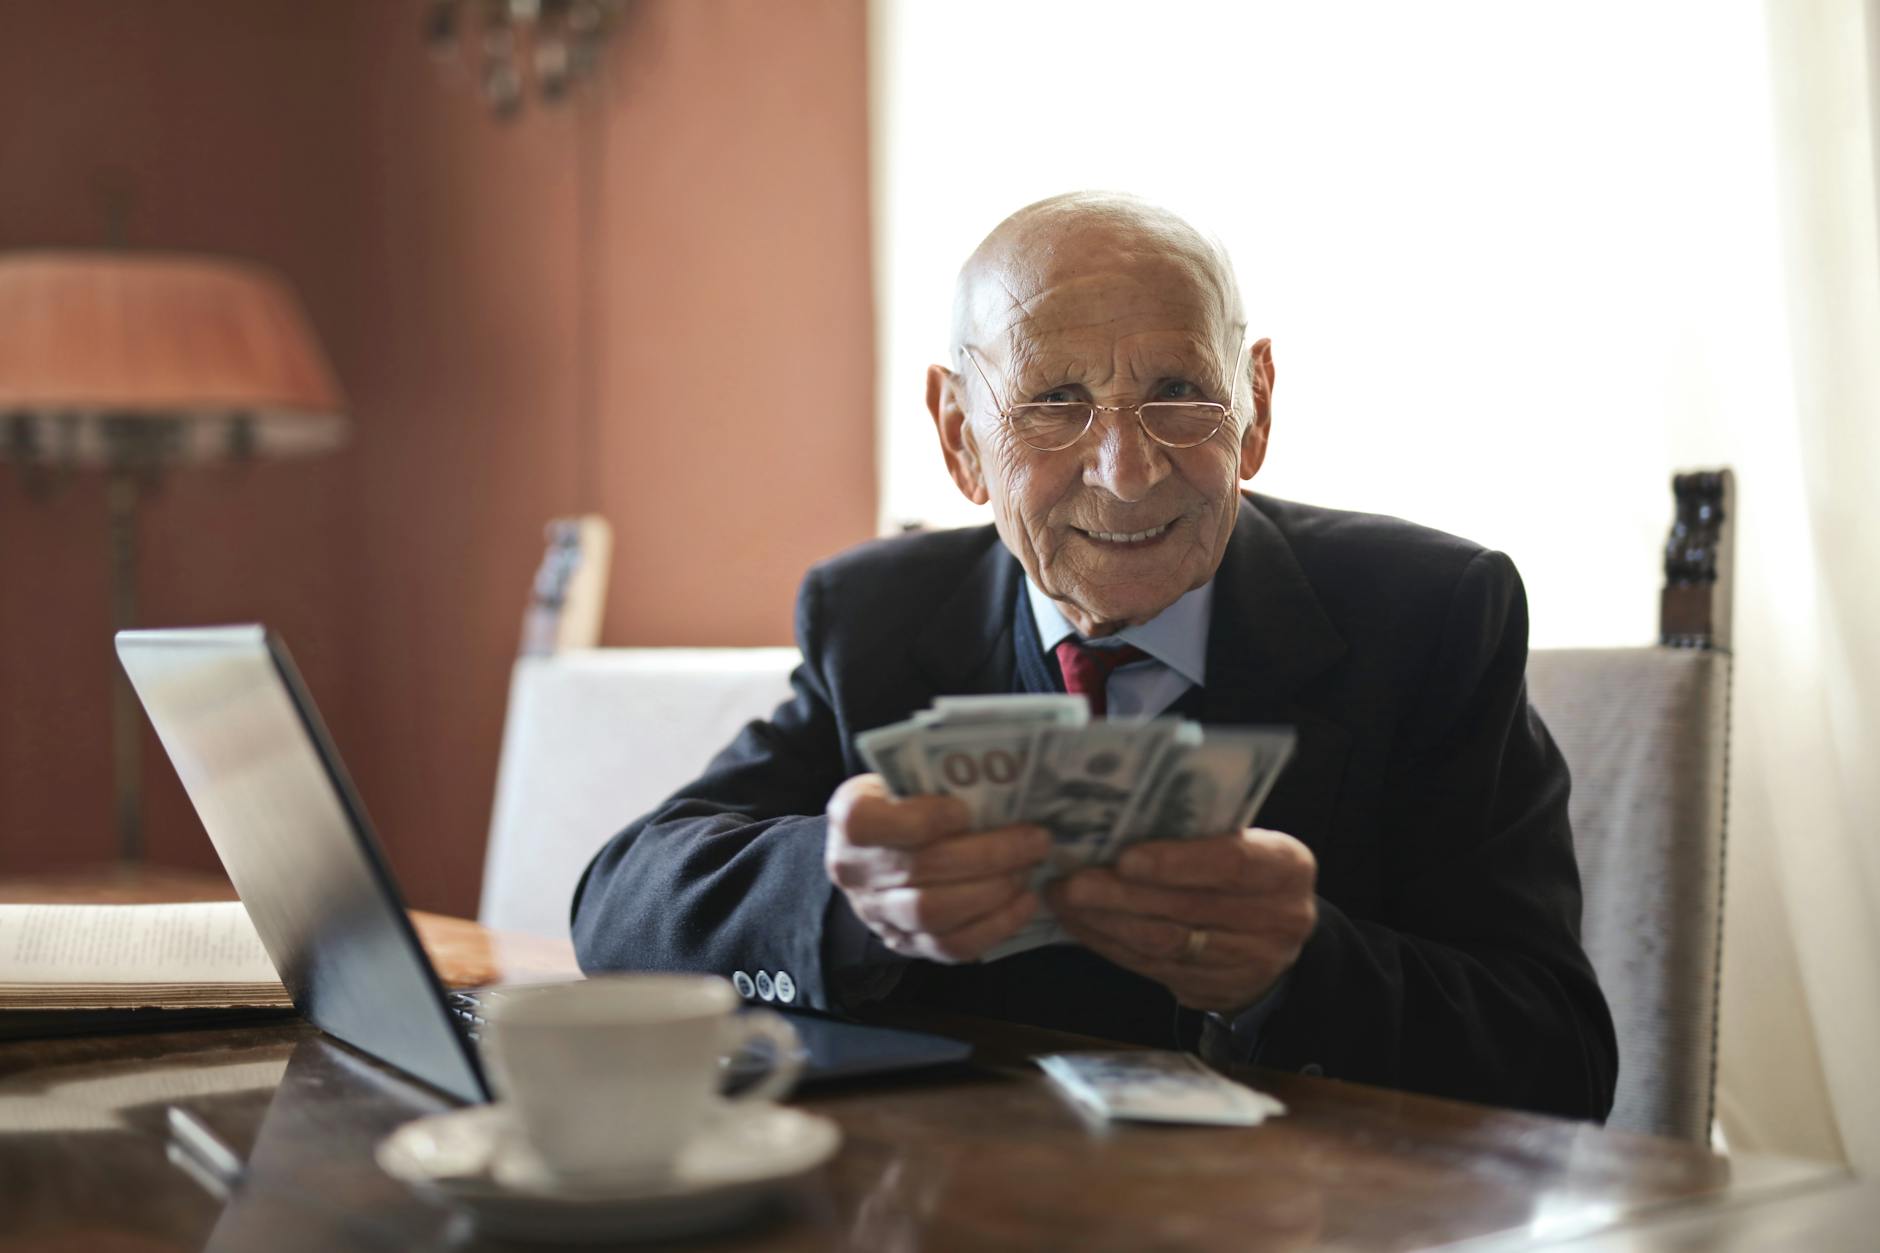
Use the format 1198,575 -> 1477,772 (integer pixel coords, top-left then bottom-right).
928,363 -> 990,505
1238,337 -> 1275,480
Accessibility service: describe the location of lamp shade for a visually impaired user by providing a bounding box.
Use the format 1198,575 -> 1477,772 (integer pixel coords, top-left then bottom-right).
0,251 -> 348,465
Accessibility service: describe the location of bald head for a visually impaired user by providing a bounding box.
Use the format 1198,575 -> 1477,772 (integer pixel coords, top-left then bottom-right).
949,192 -> 1246,367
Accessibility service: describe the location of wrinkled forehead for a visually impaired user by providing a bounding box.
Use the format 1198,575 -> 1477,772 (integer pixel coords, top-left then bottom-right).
965,256 -> 1237,389
954,217 -> 1242,372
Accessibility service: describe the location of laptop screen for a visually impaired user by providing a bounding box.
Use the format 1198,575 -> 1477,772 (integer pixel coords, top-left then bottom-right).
116,626 -> 487,1103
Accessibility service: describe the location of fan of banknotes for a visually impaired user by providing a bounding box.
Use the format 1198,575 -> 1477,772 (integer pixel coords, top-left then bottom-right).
856,694 -> 1296,960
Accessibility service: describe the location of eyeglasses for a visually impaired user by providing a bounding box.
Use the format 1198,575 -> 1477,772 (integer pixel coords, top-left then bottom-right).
960,343 -> 1239,453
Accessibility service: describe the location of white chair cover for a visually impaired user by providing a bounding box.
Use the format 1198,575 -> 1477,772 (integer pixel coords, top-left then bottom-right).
478,649 -> 800,941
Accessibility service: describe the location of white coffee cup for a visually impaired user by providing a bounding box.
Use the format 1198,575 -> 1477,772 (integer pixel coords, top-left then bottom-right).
478,973 -> 802,1184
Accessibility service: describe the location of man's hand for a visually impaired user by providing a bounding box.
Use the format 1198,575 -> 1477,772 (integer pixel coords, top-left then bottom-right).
1044,828 -> 1317,1014
825,774 -> 1048,963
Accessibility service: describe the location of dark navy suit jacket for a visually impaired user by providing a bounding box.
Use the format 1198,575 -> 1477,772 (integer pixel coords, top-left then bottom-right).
571,493 -> 1619,1121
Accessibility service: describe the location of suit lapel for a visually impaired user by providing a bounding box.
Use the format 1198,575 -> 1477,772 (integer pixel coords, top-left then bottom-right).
1010,586 -> 1065,695
911,530 -> 1022,698
1200,496 -> 1355,850
1198,494 -> 1348,724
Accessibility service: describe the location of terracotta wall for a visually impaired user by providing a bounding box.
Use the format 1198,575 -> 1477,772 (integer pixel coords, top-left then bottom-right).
0,2 -> 368,882
0,1 -> 877,916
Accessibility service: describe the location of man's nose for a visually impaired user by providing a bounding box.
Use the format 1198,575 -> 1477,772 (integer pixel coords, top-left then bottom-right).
1082,408 -> 1171,502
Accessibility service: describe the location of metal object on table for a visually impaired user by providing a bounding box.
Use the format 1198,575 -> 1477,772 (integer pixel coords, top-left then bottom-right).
165,1105 -> 247,1200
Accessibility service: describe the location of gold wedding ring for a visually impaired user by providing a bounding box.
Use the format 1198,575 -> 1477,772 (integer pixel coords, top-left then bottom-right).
1180,927 -> 1210,964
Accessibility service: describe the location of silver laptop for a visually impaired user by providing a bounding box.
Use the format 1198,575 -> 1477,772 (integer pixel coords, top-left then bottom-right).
116,625 -> 969,1103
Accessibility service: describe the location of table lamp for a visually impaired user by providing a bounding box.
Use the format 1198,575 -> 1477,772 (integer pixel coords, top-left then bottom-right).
0,251 -> 350,862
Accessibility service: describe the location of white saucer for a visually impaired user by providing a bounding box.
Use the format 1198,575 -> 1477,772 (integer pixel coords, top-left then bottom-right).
376,1102 -> 842,1244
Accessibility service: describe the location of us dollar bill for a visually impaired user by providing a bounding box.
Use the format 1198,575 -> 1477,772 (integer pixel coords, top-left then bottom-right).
1017,719 -> 1180,878
1227,727 -> 1298,829
912,723 -> 1039,828
860,695 -> 1084,803
924,694 -> 1091,729
852,698 -> 1298,965
855,720 -> 931,796
1109,727 -> 1297,859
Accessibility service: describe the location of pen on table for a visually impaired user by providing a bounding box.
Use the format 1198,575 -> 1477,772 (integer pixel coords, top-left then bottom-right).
165,1105 -> 246,1195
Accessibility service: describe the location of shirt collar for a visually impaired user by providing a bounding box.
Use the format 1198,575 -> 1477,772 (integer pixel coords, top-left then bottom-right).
1024,575 -> 1213,689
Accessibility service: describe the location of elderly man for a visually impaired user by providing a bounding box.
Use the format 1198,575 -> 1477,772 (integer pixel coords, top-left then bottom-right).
572,193 -> 1618,1120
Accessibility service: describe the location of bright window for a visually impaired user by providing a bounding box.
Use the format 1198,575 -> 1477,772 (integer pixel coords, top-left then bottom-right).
871,0 -> 1789,647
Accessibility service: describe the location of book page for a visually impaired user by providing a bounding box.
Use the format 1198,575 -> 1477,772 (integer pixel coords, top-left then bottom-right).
0,903 -> 282,986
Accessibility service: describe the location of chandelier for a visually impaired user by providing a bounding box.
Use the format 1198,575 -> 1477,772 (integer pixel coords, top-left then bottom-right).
425,0 -> 631,120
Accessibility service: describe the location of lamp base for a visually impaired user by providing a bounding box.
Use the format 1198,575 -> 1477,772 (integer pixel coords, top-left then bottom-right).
107,461 -> 142,864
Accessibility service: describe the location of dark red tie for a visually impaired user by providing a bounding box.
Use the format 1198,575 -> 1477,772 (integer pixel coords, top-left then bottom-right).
1054,640 -> 1149,718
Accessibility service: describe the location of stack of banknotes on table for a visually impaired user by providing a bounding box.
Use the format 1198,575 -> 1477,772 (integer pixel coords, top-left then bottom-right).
856,695 -> 1296,960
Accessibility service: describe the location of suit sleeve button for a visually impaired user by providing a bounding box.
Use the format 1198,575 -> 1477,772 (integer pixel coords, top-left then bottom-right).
754,971 -> 775,1001
773,971 -> 796,1003
732,971 -> 755,998
1300,1063 -> 1324,1077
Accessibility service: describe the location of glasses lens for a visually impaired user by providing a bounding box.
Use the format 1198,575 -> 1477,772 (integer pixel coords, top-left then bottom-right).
1009,404 -> 1093,451
1140,403 -> 1228,448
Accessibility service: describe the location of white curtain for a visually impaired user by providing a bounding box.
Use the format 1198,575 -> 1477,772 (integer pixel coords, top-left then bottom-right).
872,0 -> 1880,1166
1720,0 -> 1880,1169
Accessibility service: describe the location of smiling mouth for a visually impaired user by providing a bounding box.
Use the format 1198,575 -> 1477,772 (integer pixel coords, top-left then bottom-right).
1075,521 -> 1175,547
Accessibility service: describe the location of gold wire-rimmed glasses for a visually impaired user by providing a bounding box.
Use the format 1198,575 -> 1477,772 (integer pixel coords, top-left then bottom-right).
960,342 -> 1240,453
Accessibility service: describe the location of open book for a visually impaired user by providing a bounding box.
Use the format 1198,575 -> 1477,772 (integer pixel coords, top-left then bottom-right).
0,901 -> 289,1012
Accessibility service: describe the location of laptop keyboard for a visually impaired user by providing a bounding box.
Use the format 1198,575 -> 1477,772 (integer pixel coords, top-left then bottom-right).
446,991 -> 486,1043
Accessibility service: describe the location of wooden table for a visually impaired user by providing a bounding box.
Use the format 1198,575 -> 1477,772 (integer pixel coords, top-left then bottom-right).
0,868 -> 1854,1251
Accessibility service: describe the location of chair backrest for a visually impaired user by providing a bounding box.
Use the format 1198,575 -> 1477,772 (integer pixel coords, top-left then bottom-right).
1527,469 -> 1734,1141
478,648 -> 799,940
518,515 -> 613,656
1527,648 -> 1728,1140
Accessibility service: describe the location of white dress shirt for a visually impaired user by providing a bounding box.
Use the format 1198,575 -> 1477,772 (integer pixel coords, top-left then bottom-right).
1024,577 -> 1213,716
